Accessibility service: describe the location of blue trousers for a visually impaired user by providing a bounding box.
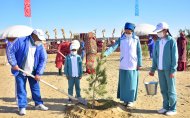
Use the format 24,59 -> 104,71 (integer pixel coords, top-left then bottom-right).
149,49 -> 153,58
81,50 -> 85,61
68,77 -> 81,97
15,74 -> 43,108
158,70 -> 177,111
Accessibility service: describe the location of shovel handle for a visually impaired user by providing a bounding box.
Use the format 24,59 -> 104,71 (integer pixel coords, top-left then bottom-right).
18,68 -> 77,100
57,51 -> 66,58
18,69 -> 58,89
19,68 -> 35,78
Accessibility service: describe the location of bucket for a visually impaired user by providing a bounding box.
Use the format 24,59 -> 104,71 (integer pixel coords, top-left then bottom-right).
144,75 -> 158,95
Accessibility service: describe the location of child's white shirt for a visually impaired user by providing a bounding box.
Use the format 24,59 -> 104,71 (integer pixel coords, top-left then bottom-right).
71,55 -> 79,77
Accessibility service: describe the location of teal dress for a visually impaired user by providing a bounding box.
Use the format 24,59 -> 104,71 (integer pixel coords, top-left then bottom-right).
117,70 -> 139,102
104,34 -> 142,103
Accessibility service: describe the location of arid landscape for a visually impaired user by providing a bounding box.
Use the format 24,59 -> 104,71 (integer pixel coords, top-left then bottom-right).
0,52 -> 190,118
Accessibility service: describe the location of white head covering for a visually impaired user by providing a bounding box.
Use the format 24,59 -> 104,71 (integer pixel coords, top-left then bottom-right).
70,40 -> 80,50
153,22 -> 169,33
70,44 -> 78,50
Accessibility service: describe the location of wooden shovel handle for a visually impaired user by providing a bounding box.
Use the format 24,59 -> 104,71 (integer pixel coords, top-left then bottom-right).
57,51 -> 66,58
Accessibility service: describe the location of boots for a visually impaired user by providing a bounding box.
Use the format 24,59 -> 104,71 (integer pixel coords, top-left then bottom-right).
58,68 -> 62,76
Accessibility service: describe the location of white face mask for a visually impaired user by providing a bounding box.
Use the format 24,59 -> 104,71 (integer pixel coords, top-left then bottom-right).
149,36 -> 152,39
125,33 -> 132,38
157,32 -> 164,38
71,51 -> 77,55
57,41 -> 60,44
35,41 -> 42,46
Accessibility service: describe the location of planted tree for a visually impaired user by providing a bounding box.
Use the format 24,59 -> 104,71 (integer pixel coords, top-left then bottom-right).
83,52 -> 107,108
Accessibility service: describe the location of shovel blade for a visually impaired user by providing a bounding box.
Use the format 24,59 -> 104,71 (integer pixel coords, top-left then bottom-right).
78,97 -> 88,106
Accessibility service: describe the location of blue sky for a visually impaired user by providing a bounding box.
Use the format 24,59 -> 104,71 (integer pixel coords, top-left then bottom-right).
0,0 -> 189,38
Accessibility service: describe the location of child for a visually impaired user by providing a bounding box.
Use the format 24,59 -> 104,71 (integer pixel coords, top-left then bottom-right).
149,22 -> 178,116
64,41 -> 83,103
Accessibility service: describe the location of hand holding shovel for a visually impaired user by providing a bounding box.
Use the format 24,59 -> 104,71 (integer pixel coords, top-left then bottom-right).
18,68 -> 88,106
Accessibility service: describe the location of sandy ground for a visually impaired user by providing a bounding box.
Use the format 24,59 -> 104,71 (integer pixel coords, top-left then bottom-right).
0,52 -> 190,118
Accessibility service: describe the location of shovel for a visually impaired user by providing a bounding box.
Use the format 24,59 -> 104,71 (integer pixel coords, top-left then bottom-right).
57,51 -> 66,58
18,68 -> 88,106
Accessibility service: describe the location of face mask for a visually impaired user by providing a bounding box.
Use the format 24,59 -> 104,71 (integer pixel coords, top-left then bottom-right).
149,36 -> 152,39
125,33 -> 132,38
157,32 -> 164,38
71,51 -> 77,55
35,41 -> 42,46
57,41 -> 60,44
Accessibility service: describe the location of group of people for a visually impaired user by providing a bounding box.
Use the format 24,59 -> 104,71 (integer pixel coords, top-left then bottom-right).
5,21 -> 189,116
104,22 -> 178,116
5,29 -> 98,115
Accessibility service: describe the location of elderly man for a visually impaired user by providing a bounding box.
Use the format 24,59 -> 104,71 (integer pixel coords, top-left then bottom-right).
6,29 -> 48,115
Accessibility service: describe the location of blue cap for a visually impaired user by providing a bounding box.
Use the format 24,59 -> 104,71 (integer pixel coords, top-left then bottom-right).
124,22 -> 136,31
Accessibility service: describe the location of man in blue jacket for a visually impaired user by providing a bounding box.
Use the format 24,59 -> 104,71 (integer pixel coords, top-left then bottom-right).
6,29 -> 48,115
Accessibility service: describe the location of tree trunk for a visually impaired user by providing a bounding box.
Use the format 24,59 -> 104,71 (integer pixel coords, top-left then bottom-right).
92,82 -> 96,108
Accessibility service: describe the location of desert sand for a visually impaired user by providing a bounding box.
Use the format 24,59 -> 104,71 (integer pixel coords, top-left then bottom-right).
0,52 -> 190,118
